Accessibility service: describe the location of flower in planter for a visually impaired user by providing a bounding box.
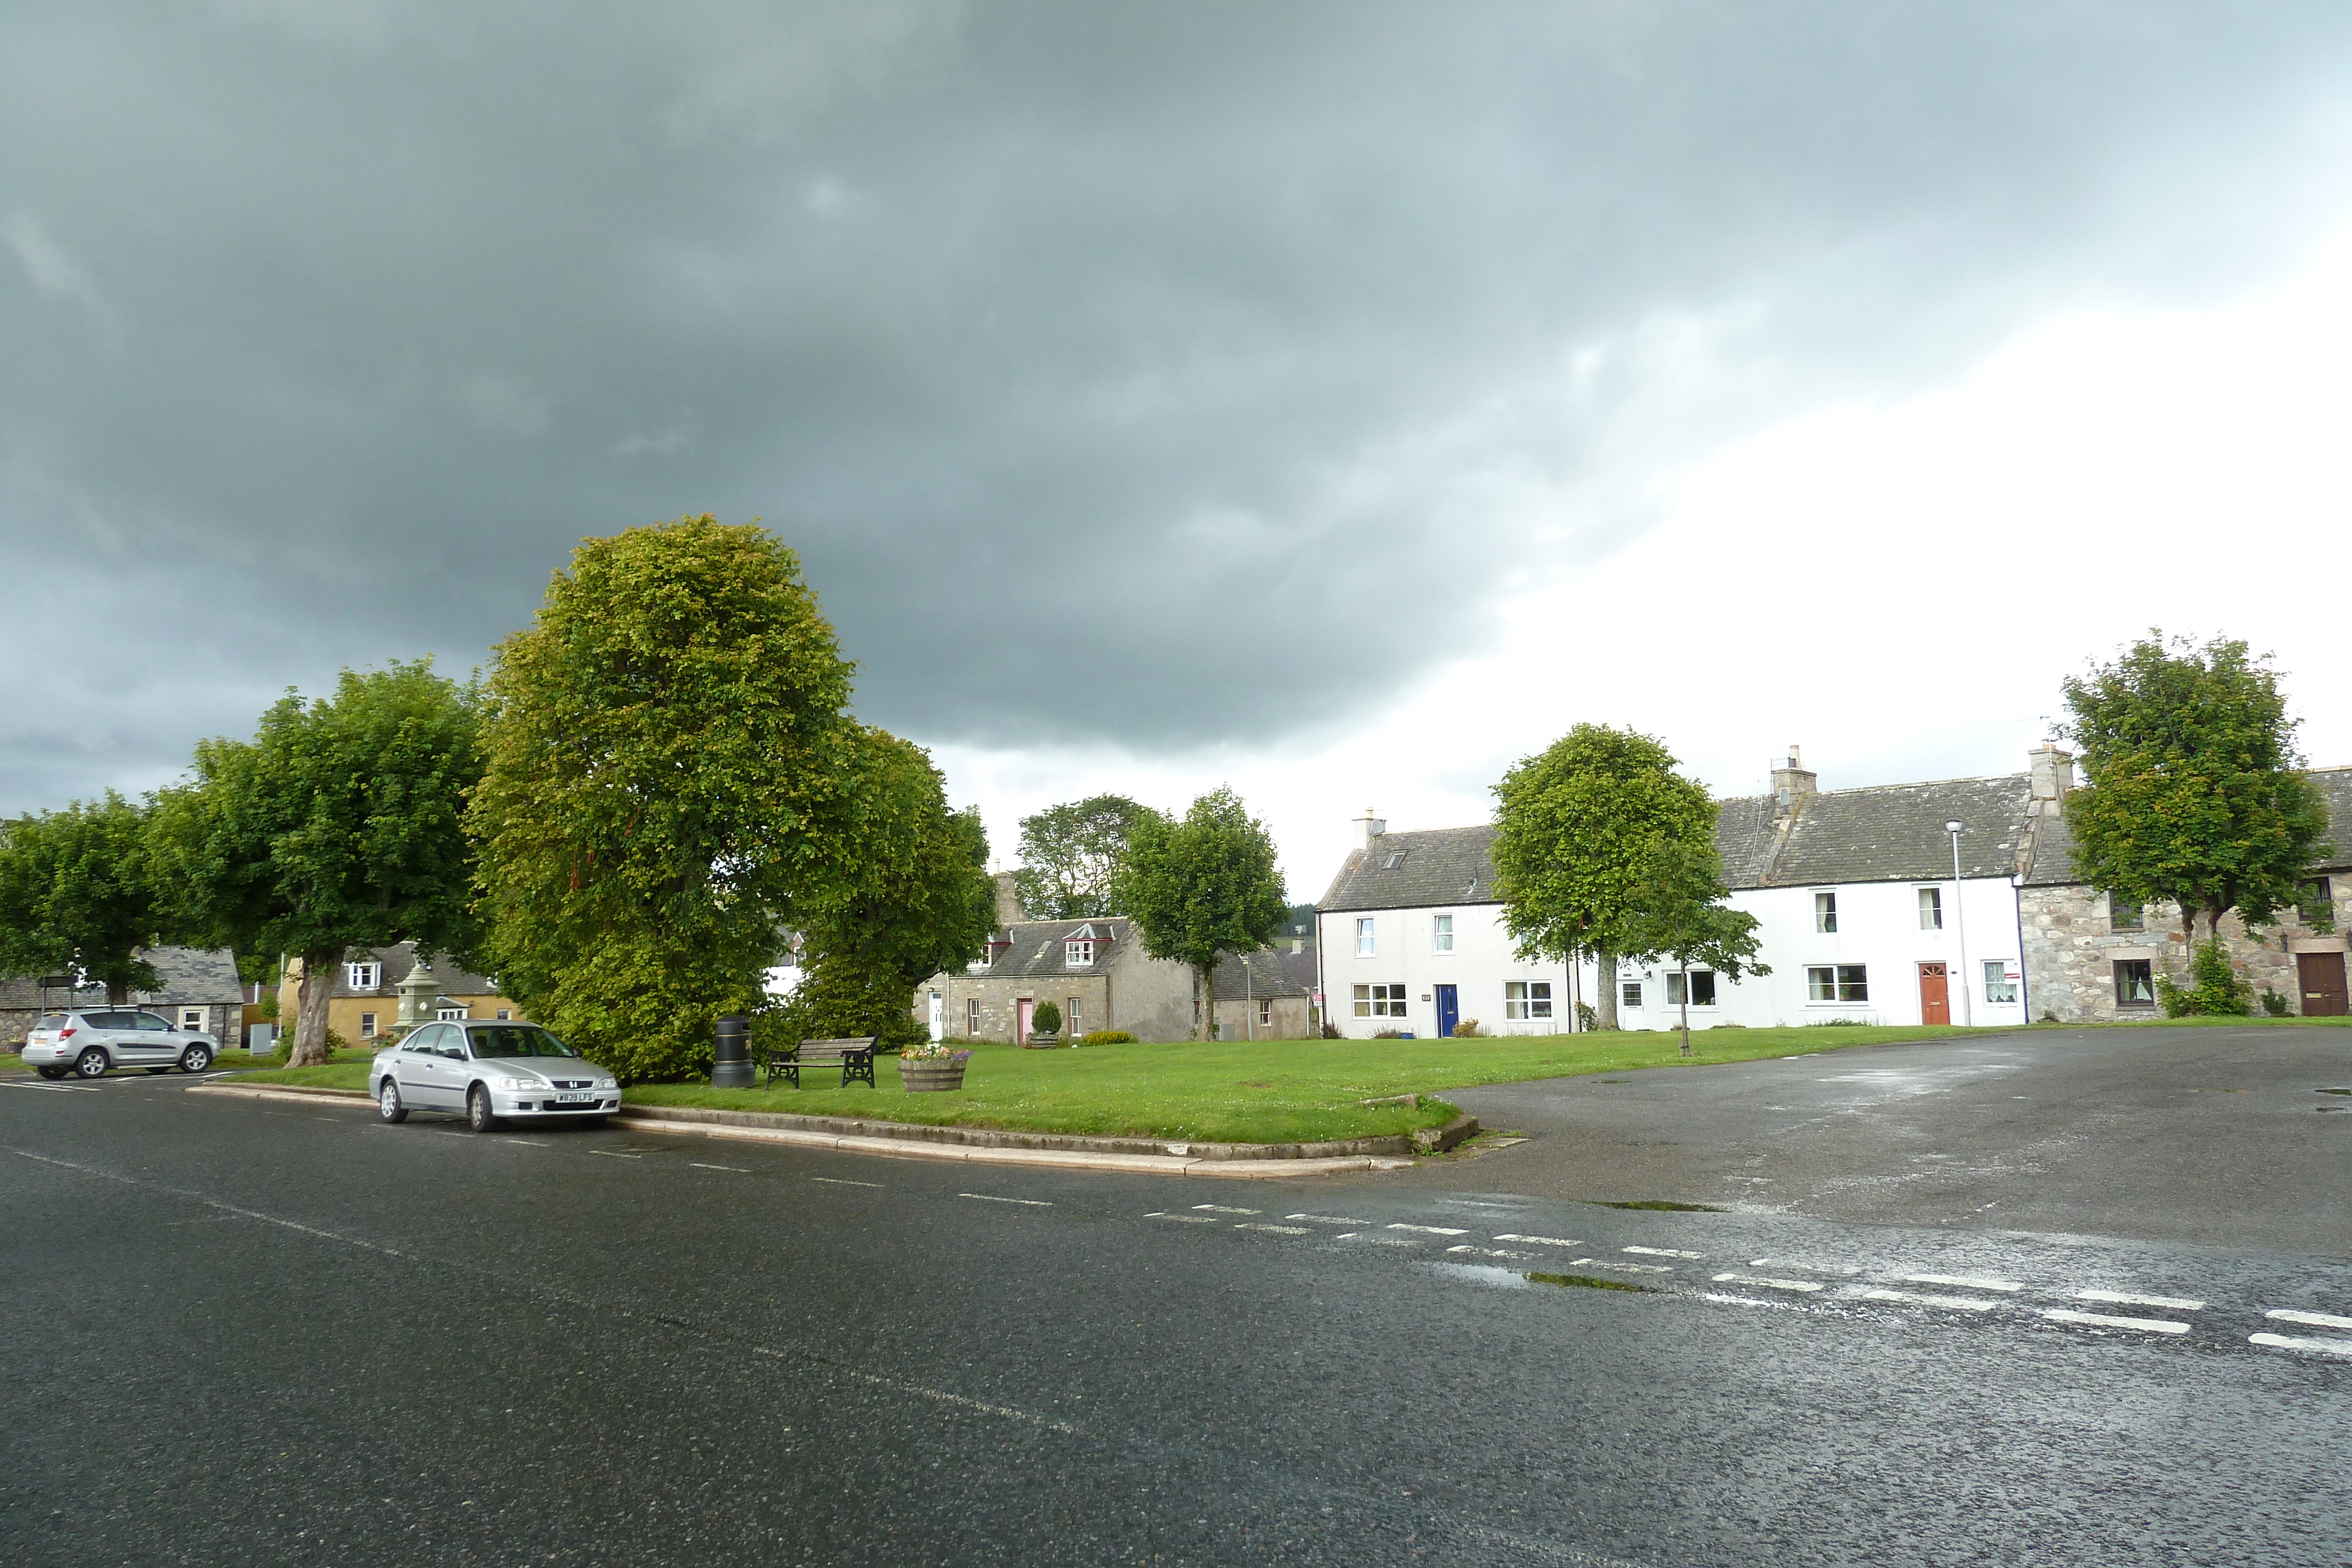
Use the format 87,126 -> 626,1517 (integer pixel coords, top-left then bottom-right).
900,1040 -> 973,1065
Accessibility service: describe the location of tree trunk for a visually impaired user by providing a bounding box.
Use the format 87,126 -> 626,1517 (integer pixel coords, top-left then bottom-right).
1595,946 -> 1619,1031
290,947 -> 343,1068
1678,959 -> 1692,1057
1197,961 -> 1215,1042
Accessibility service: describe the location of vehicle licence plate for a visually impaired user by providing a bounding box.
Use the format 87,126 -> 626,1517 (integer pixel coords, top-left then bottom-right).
555,1092 -> 597,1105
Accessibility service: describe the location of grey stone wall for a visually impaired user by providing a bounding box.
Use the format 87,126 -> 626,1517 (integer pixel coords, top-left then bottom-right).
2020,882 -> 2348,1020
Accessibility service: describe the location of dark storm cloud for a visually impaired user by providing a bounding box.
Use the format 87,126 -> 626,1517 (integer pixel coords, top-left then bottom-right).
5,1 -> 2352,808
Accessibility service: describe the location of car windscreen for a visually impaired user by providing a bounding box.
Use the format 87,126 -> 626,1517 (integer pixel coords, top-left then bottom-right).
35,1014 -> 69,1030
465,1026 -> 576,1059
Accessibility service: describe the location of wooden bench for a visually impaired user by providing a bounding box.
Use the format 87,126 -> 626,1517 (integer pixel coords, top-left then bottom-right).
761,1036 -> 878,1090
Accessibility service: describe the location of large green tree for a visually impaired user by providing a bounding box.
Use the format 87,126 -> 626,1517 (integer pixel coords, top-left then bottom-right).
147,661 -> 483,1065
0,793 -> 163,1002
1112,788 -> 1287,1042
1489,724 -> 1717,1031
1010,793 -> 1150,920
781,726 -> 995,1051
2062,632 -> 2328,948
469,516 -> 860,1082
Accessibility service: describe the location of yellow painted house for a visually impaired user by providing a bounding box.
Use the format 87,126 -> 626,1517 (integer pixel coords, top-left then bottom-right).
279,943 -> 523,1045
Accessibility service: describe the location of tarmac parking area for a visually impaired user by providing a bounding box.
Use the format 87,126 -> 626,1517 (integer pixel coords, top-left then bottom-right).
1398,1024 -> 2352,1256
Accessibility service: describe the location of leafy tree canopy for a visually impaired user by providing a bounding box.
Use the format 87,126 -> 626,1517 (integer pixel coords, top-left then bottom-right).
1011,794 -> 1150,920
148,660 -> 482,1064
0,792 -> 162,1002
469,517 -> 860,1082
1113,787 -> 1287,1042
1489,724 -> 1716,1026
781,726 -> 995,1052
2062,631 -> 2328,939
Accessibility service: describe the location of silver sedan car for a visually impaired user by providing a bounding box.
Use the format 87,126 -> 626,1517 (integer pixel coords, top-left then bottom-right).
370,1020 -> 619,1133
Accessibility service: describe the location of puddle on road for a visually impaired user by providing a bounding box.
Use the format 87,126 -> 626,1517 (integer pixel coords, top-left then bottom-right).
1526,1271 -> 1655,1293
1582,1199 -> 1728,1213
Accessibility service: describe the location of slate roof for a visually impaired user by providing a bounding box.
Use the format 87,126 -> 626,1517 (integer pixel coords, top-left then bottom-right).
1212,948 -> 1311,1001
2023,764 -> 2352,886
971,920 -> 1133,979
1753,775 -> 2036,888
0,945 -> 240,1011
1317,825 -> 1501,912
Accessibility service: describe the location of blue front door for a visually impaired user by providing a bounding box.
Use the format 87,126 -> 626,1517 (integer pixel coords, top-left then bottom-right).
1434,984 -> 1459,1038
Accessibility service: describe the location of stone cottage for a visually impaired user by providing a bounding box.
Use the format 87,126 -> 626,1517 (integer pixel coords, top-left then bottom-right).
2017,761 -> 2352,1021
914,915 -> 1313,1044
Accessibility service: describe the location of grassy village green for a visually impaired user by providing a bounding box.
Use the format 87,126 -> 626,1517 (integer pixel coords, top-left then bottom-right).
169,1022 -> 2009,1144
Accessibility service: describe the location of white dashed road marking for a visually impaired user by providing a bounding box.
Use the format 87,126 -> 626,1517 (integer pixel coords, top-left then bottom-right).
1388,1223 -> 1468,1236
1492,1234 -> 1582,1248
690,1162 -> 751,1173
1192,1203 -> 1259,1215
2250,1332 -> 2352,1358
1335,1233 -> 1421,1246
2073,1289 -> 2204,1312
1286,1213 -> 1373,1225
1862,1288 -> 2003,1312
2265,1308 -> 2352,1332
1234,1223 -> 1311,1235
1900,1273 -> 2022,1293
587,1150 -> 640,1159
1711,1272 -> 1825,1293
1750,1258 -> 1864,1275
2042,1309 -> 2189,1335
961,1193 -> 1051,1206
1623,1246 -> 1705,1259
503,1139 -> 549,1148
1145,1212 -> 1218,1223
1447,1245 -> 1534,1260
812,1177 -> 881,1188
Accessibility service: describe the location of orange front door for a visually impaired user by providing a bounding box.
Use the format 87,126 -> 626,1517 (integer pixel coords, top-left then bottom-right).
1917,962 -> 1950,1025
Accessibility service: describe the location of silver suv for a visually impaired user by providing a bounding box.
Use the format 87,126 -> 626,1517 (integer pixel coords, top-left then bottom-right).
21,1009 -> 219,1079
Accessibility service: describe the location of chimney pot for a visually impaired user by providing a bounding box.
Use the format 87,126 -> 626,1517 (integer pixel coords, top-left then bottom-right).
2029,744 -> 2076,803
1770,747 -> 1818,817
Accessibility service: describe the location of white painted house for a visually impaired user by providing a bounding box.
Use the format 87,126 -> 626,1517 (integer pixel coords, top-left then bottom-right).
1314,815 -> 1595,1038
1616,748 -> 2044,1031
1315,746 -> 2075,1035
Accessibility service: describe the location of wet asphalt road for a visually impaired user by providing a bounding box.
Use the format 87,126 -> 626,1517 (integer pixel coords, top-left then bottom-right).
5,1054 -> 2351,1567
1407,1025 -> 2352,1256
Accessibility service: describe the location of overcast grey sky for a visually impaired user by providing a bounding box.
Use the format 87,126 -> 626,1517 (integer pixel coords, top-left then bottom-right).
9,2 -> 2352,888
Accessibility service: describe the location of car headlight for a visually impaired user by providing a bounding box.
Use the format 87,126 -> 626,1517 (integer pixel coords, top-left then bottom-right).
498,1076 -> 542,1092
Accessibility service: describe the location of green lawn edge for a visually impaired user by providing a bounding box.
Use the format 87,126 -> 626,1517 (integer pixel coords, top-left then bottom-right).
22,1014 -> 2345,1143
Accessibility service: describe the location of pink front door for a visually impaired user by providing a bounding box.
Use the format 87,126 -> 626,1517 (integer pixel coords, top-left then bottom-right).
1016,998 -> 1033,1046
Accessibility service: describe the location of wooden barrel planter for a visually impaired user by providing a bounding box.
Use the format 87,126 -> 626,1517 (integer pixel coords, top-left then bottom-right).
900,1061 -> 968,1093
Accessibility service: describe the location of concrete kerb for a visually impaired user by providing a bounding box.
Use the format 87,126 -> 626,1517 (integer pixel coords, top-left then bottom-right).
185,1082 -> 1466,1178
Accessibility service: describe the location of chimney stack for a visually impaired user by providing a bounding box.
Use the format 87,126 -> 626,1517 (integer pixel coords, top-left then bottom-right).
1352,807 -> 1387,850
2029,744 -> 2076,804
1770,745 -> 1818,816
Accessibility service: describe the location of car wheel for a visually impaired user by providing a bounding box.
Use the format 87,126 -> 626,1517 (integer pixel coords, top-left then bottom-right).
37,1065 -> 70,1079
377,1078 -> 407,1124
74,1048 -> 109,1079
466,1084 -> 496,1134
179,1044 -> 213,1073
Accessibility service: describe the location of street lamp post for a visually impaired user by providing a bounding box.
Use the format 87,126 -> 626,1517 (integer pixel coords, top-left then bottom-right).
1946,820 -> 1972,1028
